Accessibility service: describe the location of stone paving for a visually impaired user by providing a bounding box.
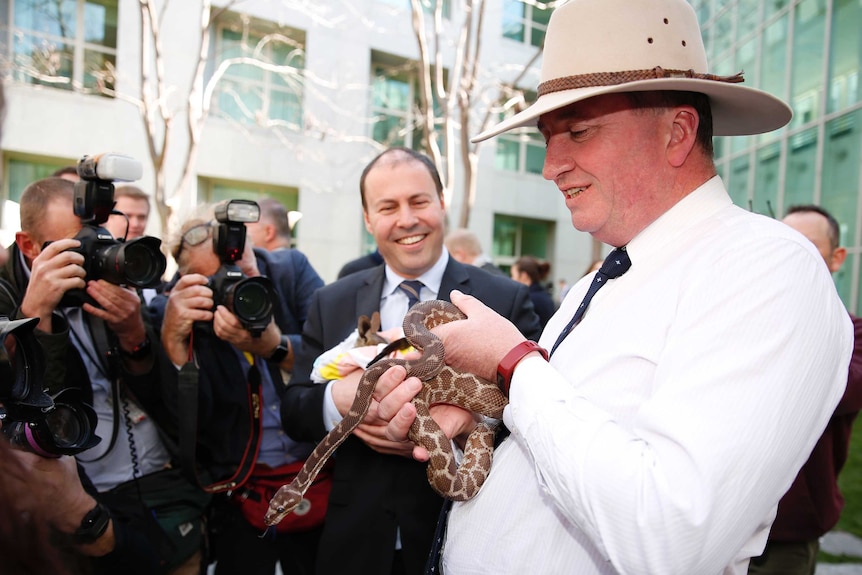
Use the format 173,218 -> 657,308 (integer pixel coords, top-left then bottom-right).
207,530 -> 862,574
817,531 -> 862,574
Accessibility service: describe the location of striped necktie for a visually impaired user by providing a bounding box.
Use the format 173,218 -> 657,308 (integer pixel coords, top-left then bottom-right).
398,280 -> 424,311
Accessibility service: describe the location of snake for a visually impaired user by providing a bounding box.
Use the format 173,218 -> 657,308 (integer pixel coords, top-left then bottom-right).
264,299 -> 508,527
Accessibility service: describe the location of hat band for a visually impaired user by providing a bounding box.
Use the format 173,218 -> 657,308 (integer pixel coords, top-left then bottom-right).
537,67 -> 745,97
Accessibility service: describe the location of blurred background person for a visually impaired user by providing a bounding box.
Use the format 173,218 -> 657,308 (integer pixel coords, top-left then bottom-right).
748,205 -> 862,574
51,165 -> 80,182
511,254 -> 555,329
105,185 -> 151,241
246,197 -> 292,252
444,228 -> 505,276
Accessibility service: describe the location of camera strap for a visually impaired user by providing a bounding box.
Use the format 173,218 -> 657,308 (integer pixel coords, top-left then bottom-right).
66,312 -> 122,463
178,333 -> 262,493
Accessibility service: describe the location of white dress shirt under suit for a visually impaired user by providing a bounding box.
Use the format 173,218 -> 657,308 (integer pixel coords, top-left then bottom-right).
442,177 -> 853,575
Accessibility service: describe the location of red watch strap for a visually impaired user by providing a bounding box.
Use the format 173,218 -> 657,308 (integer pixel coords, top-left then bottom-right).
496,340 -> 549,397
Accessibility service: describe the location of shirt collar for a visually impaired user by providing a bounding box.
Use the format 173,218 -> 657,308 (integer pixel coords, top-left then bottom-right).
383,249 -> 449,299
625,175 -> 731,264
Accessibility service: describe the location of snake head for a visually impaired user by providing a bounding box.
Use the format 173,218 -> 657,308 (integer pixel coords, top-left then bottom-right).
263,488 -> 303,526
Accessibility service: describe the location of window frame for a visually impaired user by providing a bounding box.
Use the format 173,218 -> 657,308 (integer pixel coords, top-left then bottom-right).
3,0 -> 118,93
211,16 -> 306,128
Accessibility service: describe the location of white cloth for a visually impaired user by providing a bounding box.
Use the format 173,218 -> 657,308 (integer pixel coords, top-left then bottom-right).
442,177 -> 853,575
322,250 -> 449,430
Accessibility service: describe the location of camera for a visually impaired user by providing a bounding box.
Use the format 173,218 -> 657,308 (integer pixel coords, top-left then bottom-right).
209,200 -> 275,337
57,153 -> 167,307
0,317 -> 100,457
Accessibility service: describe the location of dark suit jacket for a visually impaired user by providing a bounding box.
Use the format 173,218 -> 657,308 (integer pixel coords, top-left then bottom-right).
281,258 -> 541,575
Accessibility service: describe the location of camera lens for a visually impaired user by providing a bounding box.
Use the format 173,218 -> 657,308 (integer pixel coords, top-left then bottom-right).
45,404 -> 87,450
95,236 -> 166,288
230,278 -> 274,322
122,241 -> 159,285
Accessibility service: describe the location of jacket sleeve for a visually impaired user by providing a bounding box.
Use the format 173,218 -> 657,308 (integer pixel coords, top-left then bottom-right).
509,283 -> 544,342
836,313 -> 862,416
280,288 -> 330,442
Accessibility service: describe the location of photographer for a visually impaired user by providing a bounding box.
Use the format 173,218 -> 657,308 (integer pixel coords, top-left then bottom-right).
0,177 -> 207,575
152,203 -> 325,575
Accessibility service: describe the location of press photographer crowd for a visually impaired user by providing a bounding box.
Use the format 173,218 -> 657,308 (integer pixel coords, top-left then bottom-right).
2,0 -> 862,573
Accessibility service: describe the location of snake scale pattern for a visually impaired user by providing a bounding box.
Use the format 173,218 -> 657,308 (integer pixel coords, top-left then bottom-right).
264,300 -> 507,527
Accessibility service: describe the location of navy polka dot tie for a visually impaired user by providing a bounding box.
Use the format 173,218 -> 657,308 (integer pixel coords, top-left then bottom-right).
550,247 -> 632,357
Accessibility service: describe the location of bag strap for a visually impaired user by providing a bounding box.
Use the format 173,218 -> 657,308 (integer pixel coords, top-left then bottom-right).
178,333 -> 262,493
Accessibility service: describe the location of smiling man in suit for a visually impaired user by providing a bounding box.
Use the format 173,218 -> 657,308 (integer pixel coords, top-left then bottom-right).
281,147 -> 541,575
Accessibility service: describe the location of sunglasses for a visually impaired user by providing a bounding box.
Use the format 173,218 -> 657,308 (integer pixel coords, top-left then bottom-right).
174,221 -> 214,261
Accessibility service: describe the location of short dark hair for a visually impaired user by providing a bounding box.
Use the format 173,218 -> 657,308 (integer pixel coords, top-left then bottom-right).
625,91 -> 714,157
785,204 -> 841,250
359,147 -> 443,210
20,177 -> 75,238
115,185 -> 150,205
50,166 -> 79,178
514,255 -> 551,284
257,197 -> 291,241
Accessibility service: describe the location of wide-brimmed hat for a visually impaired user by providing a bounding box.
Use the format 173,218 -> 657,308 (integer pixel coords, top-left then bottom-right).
473,0 -> 792,142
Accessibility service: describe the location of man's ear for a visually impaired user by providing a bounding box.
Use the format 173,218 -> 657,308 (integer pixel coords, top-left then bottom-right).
363,210 -> 373,235
15,231 -> 41,261
667,107 -> 699,168
829,246 -> 847,274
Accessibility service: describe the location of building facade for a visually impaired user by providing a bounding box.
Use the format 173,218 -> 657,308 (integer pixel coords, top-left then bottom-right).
0,0 -> 585,289
2,0 -> 861,311
696,0 -> 862,311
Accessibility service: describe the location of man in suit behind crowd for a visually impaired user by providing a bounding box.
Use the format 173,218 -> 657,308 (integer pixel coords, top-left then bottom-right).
280,147 -> 541,575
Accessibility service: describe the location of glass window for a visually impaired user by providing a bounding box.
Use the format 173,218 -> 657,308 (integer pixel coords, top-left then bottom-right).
5,156 -> 72,203
783,127 -> 818,210
789,0 -> 826,129
821,110 -> 861,293
6,0 -> 117,93
495,128 -> 544,175
736,0 -> 760,42
827,0 -> 862,113
761,15 -> 789,102
713,6 -> 733,61
753,143 -> 781,218
501,0 -> 553,48
1,156 -> 73,235
371,62 -> 415,147
213,20 -> 305,127
727,155 -> 751,208
765,0 -> 790,19
199,178 -> 300,240
376,0 -> 451,18
492,214 -> 552,273
370,55 -> 444,150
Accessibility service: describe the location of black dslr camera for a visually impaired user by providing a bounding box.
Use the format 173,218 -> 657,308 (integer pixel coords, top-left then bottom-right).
209,200 -> 275,337
0,317 -> 100,457
58,154 -> 167,307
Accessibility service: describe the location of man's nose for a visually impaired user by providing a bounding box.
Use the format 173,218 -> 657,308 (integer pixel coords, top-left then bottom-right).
542,135 -> 574,182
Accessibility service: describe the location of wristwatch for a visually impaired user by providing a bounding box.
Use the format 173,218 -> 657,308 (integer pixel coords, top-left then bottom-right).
496,340 -> 549,397
73,502 -> 111,545
120,336 -> 151,360
268,335 -> 290,364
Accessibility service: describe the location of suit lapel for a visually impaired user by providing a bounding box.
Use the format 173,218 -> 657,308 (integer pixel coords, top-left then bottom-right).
438,258 -> 471,302
355,265 -> 385,316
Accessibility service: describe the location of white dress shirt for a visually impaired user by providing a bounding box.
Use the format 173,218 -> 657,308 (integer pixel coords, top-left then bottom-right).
442,177 -> 853,575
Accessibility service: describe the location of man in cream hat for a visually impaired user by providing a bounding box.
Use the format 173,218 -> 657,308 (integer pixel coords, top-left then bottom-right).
374,0 -> 854,573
